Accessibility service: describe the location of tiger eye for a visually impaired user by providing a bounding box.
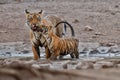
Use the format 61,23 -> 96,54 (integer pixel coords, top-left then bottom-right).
37,16 -> 41,21
28,15 -> 33,21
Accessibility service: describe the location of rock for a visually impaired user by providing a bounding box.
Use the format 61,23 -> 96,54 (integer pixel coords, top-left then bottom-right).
5,52 -> 11,56
67,64 -> 76,69
76,62 -> 93,69
111,12 -> 115,15
89,49 -> 99,54
94,61 -> 114,69
0,31 -> 7,33
107,43 -> 116,46
2,59 -> 23,66
100,42 -> 116,47
39,64 -> 50,69
3,59 -> 13,65
92,35 -> 98,38
24,60 -> 36,64
62,60 -> 71,69
93,63 -> 103,69
84,25 -> 93,31
97,47 -> 111,54
95,32 -> 102,35
115,5 -> 119,8
116,64 -> 120,68
21,50 -> 30,54
66,61 -> 78,69
51,62 -> 63,70
110,45 -> 120,53
32,64 -> 40,69
72,19 -> 79,23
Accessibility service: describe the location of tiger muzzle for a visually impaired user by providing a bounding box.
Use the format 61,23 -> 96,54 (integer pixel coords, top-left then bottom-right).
31,24 -> 38,31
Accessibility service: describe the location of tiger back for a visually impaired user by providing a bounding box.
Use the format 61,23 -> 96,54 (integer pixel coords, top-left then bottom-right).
40,26 -> 79,60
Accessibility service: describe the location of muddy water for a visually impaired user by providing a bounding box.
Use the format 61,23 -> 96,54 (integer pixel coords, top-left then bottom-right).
0,42 -> 120,58
1,42 -> 120,71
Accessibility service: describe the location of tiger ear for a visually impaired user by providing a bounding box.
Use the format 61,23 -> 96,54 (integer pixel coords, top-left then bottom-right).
38,10 -> 43,14
25,9 -> 29,14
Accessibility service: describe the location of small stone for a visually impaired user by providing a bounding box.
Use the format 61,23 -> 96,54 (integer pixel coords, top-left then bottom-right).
92,35 -> 98,38
101,42 -> 116,47
62,60 -> 71,69
39,64 -> 50,69
111,12 -> 115,15
73,19 -> 79,23
116,64 -> 120,68
0,31 -> 7,33
6,52 -> 11,56
24,60 -> 35,64
97,47 -> 111,54
76,62 -> 93,69
67,64 -> 76,69
51,62 -> 63,69
84,25 -> 93,31
32,64 -> 40,69
93,63 -> 103,69
95,32 -> 102,35
89,49 -> 99,54
115,5 -> 119,8
106,43 -> 115,46
21,50 -> 30,54
110,45 -> 120,53
95,61 -> 114,69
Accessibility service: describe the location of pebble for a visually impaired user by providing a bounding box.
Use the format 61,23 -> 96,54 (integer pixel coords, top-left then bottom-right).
84,25 -> 93,31
76,62 -> 93,69
51,62 -> 63,70
95,61 -> 114,68
0,31 -> 7,33
39,64 -> 50,69
95,32 -> 102,35
32,64 -> 40,69
97,47 -> 111,54
72,19 -> 79,23
110,45 -> 120,53
93,63 -> 103,69
116,64 -> 120,68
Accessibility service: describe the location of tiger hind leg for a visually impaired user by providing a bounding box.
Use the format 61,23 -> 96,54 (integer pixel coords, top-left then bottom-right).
75,51 -> 79,59
59,55 -> 64,60
45,48 -> 51,59
70,53 -> 75,58
50,51 -> 59,60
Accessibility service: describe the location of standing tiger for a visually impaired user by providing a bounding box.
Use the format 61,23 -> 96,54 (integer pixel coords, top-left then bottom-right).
36,25 -> 79,60
25,9 -> 75,60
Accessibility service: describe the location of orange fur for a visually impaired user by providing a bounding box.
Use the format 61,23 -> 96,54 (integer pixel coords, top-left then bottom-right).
41,29 -> 79,60
25,10 -> 64,60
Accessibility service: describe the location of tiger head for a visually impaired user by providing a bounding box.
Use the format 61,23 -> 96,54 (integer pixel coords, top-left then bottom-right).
39,25 -> 56,39
25,9 -> 43,31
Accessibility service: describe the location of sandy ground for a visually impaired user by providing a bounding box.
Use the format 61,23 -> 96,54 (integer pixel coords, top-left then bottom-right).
1,0 -> 120,79
1,0 -> 120,45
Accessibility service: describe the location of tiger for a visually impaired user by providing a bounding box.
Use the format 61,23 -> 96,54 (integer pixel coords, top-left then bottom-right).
36,25 -> 79,60
25,9 -> 75,60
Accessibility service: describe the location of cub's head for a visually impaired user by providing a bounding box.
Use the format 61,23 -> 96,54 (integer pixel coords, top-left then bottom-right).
39,25 -> 55,38
25,9 -> 43,31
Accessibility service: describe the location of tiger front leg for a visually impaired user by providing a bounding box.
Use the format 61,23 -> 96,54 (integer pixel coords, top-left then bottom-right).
32,45 -> 40,60
45,47 -> 51,59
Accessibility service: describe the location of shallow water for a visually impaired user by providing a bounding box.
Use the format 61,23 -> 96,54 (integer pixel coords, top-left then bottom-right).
0,42 -> 120,59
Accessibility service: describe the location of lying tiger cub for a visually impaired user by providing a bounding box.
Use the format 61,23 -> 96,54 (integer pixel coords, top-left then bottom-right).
36,25 -> 79,60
